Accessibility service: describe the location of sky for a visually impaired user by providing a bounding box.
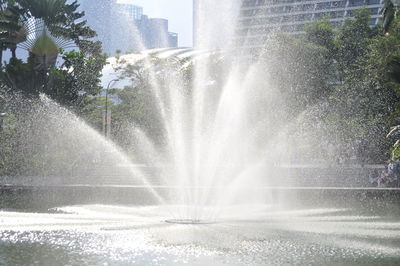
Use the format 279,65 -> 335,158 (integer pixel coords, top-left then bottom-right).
117,0 -> 193,47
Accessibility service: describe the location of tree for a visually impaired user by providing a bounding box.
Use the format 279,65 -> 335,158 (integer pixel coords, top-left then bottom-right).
326,10 -> 399,162
46,50 -> 107,112
0,0 -> 104,104
368,15 -> 400,159
381,0 -> 398,33
304,19 -> 337,55
0,0 -> 26,64
260,31 -> 334,117
16,0 -> 98,70
336,9 -> 377,81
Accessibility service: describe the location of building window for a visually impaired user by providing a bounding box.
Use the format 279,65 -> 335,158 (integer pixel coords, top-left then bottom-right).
369,8 -> 379,14
366,0 -> 381,4
302,4 -> 315,11
349,0 -> 365,6
316,2 -> 332,10
331,1 -> 347,8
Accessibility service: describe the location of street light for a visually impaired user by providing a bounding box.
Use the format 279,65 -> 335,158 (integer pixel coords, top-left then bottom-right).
103,79 -> 118,138
0,113 -> 6,132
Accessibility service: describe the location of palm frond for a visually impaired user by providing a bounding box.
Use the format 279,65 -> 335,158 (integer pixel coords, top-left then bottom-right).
387,125 -> 400,137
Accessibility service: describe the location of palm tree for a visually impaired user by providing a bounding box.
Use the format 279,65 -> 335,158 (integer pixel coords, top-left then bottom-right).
0,1 -> 26,65
381,0 -> 399,33
15,0 -> 97,70
17,0 -> 96,45
2,0 -> 98,71
16,0 -> 67,21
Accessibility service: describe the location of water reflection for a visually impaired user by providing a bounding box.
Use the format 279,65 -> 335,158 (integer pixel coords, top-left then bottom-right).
0,205 -> 399,265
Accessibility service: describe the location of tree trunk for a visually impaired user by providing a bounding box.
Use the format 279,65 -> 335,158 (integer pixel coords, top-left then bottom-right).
11,47 -> 16,59
33,53 -> 58,71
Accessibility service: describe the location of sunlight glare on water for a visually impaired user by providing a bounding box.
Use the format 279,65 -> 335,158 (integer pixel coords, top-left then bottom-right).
0,205 -> 400,265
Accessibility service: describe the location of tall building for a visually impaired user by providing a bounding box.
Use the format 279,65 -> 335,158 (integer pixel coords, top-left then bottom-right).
193,0 -> 200,47
192,0 -> 242,49
136,17 -> 178,49
117,3 -> 143,20
78,0 -> 178,55
236,0 -> 383,51
78,0 -> 116,55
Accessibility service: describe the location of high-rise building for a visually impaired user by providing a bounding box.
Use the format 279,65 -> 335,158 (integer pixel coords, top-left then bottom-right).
193,0 -> 200,47
78,0 -> 178,55
193,0 -> 243,49
136,17 -> 178,49
78,0 -> 116,55
117,3 -> 143,21
236,0 -> 383,51
168,32 -> 179,48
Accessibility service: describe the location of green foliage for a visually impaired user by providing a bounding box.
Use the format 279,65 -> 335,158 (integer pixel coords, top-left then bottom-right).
261,28 -> 335,115
93,12 -> 400,163
2,2 -> 400,175
17,0 -> 72,22
0,0 -> 107,176
254,11 -> 400,162
108,57 -> 170,147
16,0 -> 96,42
304,19 -> 337,53
31,33 -> 58,56
0,0 -> 98,70
0,0 -> 106,107
381,0 -> 398,33
0,113 -> 17,175
369,15 -> 400,157
0,0 -> 26,61
46,50 -> 107,112
336,9 -> 377,81
330,10 -> 400,161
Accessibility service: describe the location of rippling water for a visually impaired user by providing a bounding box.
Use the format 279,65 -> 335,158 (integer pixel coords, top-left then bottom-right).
1,204 -> 399,265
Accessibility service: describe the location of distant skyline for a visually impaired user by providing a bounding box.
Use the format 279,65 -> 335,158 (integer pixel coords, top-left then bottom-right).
117,0 -> 193,47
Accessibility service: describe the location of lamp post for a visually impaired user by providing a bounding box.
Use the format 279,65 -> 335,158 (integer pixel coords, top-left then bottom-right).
0,113 -> 6,132
103,79 -> 118,138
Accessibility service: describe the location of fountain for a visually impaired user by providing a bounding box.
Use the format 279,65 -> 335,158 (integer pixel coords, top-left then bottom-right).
0,0 -> 400,265
165,219 -> 214,224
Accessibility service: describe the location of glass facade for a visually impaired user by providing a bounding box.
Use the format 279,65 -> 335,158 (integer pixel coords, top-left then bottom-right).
78,0 -> 178,54
236,0 -> 383,50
